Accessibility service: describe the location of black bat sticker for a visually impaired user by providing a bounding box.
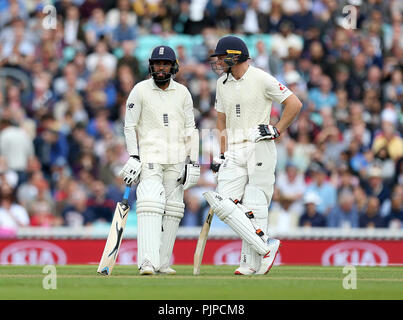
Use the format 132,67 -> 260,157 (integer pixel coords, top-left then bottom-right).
107,205 -> 129,259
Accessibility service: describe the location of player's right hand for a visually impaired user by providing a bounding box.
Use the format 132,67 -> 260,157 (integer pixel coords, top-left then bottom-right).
119,156 -> 142,186
210,153 -> 225,173
248,124 -> 280,142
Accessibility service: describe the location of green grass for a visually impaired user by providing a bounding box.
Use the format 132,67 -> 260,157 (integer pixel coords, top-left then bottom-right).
0,265 -> 402,300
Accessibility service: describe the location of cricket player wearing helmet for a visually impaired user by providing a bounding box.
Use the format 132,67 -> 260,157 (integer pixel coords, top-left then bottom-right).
119,45 -> 200,275
205,36 -> 302,275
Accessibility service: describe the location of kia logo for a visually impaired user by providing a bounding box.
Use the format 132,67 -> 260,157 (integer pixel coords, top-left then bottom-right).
0,241 -> 67,265
214,241 -> 281,265
321,241 -> 388,266
117,241 -> 175,266
117,241 -> 138,265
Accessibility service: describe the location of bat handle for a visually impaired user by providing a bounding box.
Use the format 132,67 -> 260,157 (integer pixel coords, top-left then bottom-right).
121,185 -> 131,206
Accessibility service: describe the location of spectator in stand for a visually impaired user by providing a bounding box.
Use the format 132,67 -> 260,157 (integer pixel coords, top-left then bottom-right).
29,199 -> 60,227
265,0 -> 286,33
349,52 -> 368,100
99,142 -> 123,186
352,185 -> 367,212
308,75 -> 338,112
251,40 -> 270,73
362,165 -> 391,213
290,0 -> 317,35
0,118 -> 35,184
80,0 -> 104,20
305,162 -> 337,215
348,143 -> 372,177
63,4 -> 85,46
0,18 -> 35,68
83,7 -> 111,47
33,115 -> 69,180
53,62 -> 87,99
383,68 -> 403,103
16,170 -> 48,210
284,69 -> 308,105
343,117 -> 372,151
359,196 -> 385,228
193,77 -> 214,116
372,112 -> 403,162
0,156 -> 18,189
61,185 -> 94,227
116,40 -> 141,80
269,192 -> 301,232
85,39 -> 118,78
373,146 -> 396,183
30,71 -> 55,118
240,0 -> 268,34
317,123 -> 344,169
87,180 -> 115,226
271,21 -> 304,60
327,191 -> 359,228
298,192 -> 326,227
384,185 -> 403,229
335,164 -> 359,195
106,0 -> 138,29
110,10 -> 138,48
182,193 -> 204,227
276,161 -> 306,209
0,180 -> 29,236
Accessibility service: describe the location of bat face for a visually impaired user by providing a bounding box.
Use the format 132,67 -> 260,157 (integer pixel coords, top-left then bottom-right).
107,204 -> 129,259
193,209 -> 213,275
97,202 -> 130,276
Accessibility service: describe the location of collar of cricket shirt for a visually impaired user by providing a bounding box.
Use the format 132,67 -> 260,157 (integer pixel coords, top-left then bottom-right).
151,79 -> 177,91
227,65 -> 251,82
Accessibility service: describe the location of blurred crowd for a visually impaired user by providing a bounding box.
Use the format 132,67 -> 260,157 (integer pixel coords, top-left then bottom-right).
0,0 -> 402,236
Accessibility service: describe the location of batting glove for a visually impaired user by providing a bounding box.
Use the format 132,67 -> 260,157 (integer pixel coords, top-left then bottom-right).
119,156 -> 142,186
177,157 -> 200,190
249,124 -> 280,142
210,153 -> 225,173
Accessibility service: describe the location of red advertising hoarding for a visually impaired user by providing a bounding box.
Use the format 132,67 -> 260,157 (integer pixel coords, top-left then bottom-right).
0,239 -> 402,266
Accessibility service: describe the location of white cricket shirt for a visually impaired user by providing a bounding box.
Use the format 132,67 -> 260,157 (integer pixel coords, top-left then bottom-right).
124,78 -> 196,164
215,65 -> 293,146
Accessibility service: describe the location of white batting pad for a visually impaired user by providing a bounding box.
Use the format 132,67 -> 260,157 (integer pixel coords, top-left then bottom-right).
137,212 -> 162,269
136,178 -> 166,215
242,185 -> 270,272
203,191 -> 269,255
136,178 -> 166,269
159,199 -> 184,271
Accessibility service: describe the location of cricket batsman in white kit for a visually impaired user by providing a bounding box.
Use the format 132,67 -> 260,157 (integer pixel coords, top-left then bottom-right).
205,36 -> 302,275
119,46 -> 200,275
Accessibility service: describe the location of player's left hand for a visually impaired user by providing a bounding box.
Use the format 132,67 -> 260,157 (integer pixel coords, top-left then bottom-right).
249,124 -> 280,142
119,156 -> 142,186
177,161 -> 200,190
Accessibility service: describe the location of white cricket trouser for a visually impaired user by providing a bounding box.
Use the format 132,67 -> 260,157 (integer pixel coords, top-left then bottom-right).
217,140 -> 277,270
217,140 -> 277,202
136,162 -> 185,270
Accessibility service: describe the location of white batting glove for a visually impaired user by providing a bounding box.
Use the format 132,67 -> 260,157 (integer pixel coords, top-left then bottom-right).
249,124 -> 280,142
177,158 -> 200,190
119,156 -> 142,186
210,153 -> 225,173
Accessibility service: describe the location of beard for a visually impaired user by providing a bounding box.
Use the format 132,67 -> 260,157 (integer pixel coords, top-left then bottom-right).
149,64 -> 172,84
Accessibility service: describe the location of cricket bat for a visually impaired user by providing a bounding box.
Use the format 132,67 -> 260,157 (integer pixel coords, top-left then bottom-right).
193,208 -> 214,275
97,185 -> 131,276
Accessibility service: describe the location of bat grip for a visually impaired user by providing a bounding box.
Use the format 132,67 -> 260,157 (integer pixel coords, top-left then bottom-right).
121,185 -> 131,206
